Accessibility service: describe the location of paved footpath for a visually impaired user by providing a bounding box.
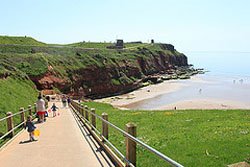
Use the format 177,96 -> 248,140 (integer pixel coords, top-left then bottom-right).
0,101 -> 114,167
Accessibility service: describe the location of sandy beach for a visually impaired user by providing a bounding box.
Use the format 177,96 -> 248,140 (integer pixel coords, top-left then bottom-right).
95,75 -> 250,110
158,98 -> 250,110
95,80 -> 187,106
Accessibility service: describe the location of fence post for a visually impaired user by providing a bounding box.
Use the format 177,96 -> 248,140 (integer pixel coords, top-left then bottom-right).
74,101 -> 76,110
91,108 -> 96,129
28,105 -> 32,116
20,107 -> 25,128
81,104 -> 84,116
75,103 -> 79,111
72,101 -> 75,110
6,112 -> 14,138
102,113 -> 108,140
76,103 -> 81,112
126,122 -> 137,167
84,105 -> 89,120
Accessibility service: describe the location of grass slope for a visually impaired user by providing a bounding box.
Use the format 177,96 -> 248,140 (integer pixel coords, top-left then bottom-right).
0,36 -> 46,46
82,102 -> 250,167
0,77 -> 38,145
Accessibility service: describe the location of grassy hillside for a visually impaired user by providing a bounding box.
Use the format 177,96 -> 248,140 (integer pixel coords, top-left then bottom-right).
0,77 -> 38,116
67,42 -> 112,49
0,36 -> 185,79
0,77 -> 38,145
82,102 -> 250,167
0,36 -> 46,46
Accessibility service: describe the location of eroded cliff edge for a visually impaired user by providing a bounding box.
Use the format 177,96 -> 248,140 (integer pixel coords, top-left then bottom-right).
0,38 -> 189,98
30,45 -> 188,98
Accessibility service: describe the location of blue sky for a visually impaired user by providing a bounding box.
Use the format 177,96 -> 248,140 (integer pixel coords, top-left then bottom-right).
1,0 -> 250,52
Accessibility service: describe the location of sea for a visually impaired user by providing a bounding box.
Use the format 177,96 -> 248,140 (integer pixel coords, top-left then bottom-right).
126,52 -> 250,110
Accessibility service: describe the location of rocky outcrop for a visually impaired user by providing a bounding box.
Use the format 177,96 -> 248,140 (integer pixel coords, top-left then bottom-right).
137,50 -> 187,75
30,72 -> 68,90
68,65 -> 142,98
159,44 -> 175,51
30,49 -> 188,98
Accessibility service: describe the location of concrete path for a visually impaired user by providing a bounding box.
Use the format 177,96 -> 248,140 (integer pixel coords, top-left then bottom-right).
0,101 -> 114,167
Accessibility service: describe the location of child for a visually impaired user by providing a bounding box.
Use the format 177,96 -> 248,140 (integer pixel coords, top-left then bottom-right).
25,115 -> 37,141
51,103 -> 59,117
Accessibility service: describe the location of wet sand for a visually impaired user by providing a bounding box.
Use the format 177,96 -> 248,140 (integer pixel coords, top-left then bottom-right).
95,80 -> 187,107
159,98 -> 250,110
95,75 -> 250,110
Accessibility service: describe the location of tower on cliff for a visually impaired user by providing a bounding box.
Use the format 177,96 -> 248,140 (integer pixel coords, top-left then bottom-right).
115,39 -> 124,49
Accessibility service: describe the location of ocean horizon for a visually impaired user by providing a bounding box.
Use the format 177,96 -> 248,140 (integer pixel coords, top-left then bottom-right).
125,51 -> 250,110
187,51 -> 250,76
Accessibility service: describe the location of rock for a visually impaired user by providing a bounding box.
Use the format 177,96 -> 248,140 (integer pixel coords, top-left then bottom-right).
161,75 -> 172,80
159,44 -> 175,51
179,75 -> 191,79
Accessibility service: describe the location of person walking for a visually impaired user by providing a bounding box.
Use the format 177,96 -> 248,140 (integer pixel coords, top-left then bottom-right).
67,97 -> 71,107
36,95 -> 46,123
51,103 -> 59,117
62,95 -> 67,108
25,115 -> 37,141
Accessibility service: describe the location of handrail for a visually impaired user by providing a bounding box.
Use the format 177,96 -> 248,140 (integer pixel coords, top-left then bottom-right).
0,106 -> 34,122
71,101 -> 184,167
102,134 -> 135,167
0,105 -> 35,142
0,121 -> 25,140
71,104 -> 135,167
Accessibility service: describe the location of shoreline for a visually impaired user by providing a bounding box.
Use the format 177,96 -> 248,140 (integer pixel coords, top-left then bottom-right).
155,98 -> 250,110
95,75 -> 250,110
95,79 -> 187,107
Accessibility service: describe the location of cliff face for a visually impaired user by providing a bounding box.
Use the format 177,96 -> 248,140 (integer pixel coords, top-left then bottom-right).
30,72 -> 67,90
31,48 -> 188,98
0,38 -> 188,98
137,51 -> 187,75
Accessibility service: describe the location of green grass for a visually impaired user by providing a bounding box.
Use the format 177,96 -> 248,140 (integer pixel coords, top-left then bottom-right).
0,77 -> 38,146
67,41 -> 149,49
0,36 -> 46,46
67,42 -> 112,49
81,102 -> 250,167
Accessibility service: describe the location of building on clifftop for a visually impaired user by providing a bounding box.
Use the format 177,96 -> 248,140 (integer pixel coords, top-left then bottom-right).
107,39 -> 124,49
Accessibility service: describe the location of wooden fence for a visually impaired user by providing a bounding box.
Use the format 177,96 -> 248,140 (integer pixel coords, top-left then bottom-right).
70,100 -> 183,167
0,104 -> 36,142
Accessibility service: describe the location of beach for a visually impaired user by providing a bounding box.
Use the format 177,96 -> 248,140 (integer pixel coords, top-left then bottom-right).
96,80 -> 186,106
159,98 -> 250,110
95,74 -> 250,110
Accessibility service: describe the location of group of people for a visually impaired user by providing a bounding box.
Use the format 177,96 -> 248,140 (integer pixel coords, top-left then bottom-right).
233,79 -> 244,84
36,95 -> 59,122
25,95 -> 60,142
61,95 -> 71,108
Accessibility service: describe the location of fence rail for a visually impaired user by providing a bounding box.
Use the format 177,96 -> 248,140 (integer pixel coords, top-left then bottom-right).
0,105 -> 36,141
71,100 -> 183,167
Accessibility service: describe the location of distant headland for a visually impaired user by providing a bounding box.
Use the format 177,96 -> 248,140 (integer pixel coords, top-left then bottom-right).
0,35 -> 203,99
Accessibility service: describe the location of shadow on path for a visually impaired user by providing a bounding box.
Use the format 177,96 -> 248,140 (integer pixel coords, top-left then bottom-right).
71,108 -> 114,167
19,140 -> 37,144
